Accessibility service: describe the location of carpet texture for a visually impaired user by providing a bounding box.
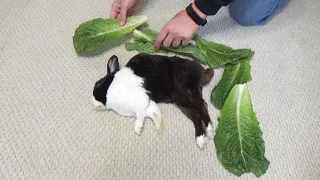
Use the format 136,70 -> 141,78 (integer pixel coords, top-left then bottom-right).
1,0 -> 319,179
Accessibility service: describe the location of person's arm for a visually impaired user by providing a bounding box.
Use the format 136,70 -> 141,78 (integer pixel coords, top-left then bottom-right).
194,0 -> 234,16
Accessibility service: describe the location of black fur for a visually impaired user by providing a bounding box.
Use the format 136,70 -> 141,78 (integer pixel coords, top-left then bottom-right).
125,54 -> 174,103
93,75 -> 114,105
126,53 -> 214,138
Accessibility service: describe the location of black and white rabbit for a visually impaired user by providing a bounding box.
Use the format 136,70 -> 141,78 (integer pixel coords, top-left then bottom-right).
92,53 -> 214,149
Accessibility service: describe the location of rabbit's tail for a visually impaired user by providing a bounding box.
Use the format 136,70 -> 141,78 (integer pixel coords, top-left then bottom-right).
202,68 -> 214,85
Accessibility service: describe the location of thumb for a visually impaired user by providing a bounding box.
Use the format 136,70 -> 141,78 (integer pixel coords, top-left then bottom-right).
119,7 -> 128,26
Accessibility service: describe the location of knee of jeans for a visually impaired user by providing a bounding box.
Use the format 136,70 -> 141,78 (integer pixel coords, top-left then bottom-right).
229,0 -> 288,26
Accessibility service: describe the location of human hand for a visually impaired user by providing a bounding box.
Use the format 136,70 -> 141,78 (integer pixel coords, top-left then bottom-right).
110,0 -> 142,25
154,3 -> 207,50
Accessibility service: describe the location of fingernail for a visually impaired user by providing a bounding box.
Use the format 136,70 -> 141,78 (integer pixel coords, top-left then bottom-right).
120,21 -> 124,26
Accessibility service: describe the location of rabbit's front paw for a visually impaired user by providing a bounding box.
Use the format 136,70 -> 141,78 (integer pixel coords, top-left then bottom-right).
134,121 -> 144,136
134,111 -> 146,136
155,119 -> 164,134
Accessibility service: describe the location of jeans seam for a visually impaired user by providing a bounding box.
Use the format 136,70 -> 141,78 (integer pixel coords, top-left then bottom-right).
261,0 -> 281,23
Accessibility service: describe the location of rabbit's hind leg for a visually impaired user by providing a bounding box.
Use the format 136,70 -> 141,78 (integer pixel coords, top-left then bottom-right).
177,105 -> 208,149
200,100 -> 213,139
134,111 -> 146,136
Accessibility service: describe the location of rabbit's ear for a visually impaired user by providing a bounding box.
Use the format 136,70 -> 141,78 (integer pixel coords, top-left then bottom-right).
107,55 -> 120,74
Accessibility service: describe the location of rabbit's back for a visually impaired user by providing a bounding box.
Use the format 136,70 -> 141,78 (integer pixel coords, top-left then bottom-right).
170,56 -> 205,94
126,53 -> 174,103
125,53 -> 206,104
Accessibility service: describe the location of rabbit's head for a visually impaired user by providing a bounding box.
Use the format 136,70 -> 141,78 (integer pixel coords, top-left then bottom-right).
92,55 -> 120,111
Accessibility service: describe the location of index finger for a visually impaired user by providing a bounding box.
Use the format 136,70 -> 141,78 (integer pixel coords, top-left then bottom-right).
154,28 -> 169,50
119,7 -> 128,25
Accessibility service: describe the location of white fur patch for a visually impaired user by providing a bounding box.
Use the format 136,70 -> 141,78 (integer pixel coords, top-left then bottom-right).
106,67 -> 150,117
196,135 -> 207,149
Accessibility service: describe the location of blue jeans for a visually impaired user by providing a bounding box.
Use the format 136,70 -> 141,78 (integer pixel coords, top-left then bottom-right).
229,0 -> 289,26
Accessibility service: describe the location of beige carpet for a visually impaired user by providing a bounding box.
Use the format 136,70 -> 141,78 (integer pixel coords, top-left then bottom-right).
1,0 -> 319,179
